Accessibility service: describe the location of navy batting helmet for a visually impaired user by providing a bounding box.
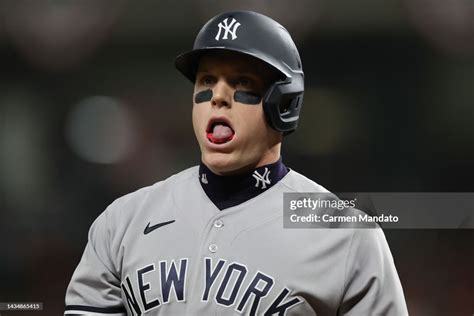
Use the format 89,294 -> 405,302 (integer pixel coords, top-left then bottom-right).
175,10 -> 304,134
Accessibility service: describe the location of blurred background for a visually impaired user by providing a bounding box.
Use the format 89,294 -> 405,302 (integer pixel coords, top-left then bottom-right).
0,0 -> 473,315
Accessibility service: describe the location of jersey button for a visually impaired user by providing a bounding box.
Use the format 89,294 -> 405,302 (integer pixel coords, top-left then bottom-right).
214,220 -> 224,228
209,244 -> 218,253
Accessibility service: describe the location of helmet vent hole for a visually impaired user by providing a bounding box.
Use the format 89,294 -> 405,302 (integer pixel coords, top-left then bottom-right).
279,98 -> 292,115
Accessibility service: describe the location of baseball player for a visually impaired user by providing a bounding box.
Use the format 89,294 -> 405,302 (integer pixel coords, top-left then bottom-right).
65,11 -> 408,315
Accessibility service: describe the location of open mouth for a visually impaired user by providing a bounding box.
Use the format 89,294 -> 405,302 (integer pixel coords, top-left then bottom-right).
206,118 -> 235,144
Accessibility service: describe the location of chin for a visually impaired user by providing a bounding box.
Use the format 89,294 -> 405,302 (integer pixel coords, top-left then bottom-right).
202,152 -> 246,175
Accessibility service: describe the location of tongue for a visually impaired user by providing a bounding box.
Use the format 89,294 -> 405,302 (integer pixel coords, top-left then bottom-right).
210,124 -> 234,143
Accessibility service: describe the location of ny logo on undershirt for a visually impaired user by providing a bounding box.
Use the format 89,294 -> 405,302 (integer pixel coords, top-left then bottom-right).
201,173 -> 208,184
215,17 -> 241,41
253,168 -> 271,189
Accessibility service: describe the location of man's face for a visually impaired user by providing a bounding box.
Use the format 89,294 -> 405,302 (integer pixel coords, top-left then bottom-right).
192,51 -> 282,175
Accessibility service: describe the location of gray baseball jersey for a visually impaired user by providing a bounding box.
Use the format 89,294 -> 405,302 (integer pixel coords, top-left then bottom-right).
65,166 -> 408,315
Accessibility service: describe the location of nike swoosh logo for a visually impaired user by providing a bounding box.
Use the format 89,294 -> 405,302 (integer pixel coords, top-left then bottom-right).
144,220 -> 175,235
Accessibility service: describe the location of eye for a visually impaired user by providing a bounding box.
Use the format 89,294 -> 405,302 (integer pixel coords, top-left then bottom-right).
200,75 -> 215,86
235,77 -> 256,90
237,78 -> 250,87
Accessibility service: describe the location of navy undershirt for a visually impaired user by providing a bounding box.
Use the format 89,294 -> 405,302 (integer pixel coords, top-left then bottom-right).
198,157 -> 289,210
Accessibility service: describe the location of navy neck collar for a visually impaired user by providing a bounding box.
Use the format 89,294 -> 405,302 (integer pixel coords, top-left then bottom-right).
198,158 -> 289,210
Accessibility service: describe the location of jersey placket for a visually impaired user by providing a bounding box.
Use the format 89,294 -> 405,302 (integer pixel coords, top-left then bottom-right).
189,211 -> 233,315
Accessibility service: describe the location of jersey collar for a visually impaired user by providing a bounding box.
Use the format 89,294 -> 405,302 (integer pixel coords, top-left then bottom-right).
198,157 -> 289,210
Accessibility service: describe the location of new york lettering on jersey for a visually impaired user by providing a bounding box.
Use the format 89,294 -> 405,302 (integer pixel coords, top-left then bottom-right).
120,258 -> 301,315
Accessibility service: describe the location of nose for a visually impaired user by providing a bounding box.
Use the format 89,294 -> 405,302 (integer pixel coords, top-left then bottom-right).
211,78 -> 232,108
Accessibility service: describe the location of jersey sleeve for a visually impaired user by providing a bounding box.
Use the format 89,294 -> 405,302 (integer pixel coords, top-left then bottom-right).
65,207 -> 126,316
338,227 -> 408,315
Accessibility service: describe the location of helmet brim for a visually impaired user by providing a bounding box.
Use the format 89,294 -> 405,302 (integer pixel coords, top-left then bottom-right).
174,47 -> 286,83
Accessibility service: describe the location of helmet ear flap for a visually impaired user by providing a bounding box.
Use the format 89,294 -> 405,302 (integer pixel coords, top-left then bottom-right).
263,74 -> 304,134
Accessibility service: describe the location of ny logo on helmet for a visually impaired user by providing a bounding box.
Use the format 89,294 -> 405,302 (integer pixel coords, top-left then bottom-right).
215,18 -> 241,41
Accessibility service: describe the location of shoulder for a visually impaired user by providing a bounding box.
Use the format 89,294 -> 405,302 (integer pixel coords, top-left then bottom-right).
279,168 -> 329,193
95,166 -> 199,228
113,166 -> 196,207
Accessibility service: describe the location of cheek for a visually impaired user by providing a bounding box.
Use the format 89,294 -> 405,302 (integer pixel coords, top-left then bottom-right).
236,106 -> 267,138
192,104 -> 205,133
